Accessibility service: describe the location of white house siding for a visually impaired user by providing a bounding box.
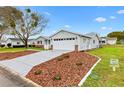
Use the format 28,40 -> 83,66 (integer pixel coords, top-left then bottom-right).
51,31 -> 78,51
35,37 -> 50,49
89,36 -> 99,49
6,39 -> 24,47
79,36 -> 90,51
107,39 -> 117,45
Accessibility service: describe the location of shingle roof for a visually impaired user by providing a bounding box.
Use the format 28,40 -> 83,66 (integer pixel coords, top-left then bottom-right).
50,29 -> 91,38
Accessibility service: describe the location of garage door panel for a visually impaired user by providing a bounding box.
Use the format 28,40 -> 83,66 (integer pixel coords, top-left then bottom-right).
53,40 -> 75,50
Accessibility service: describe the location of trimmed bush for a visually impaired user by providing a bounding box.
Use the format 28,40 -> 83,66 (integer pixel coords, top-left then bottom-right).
76,62 -> 83,66
54,74 -> 61,80
34,70 -> 43,75
7,43 -> 12,48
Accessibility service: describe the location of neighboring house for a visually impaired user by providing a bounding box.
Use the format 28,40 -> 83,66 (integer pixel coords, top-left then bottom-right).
5,38 -> 24,47
107,37 -> 117,45
99,37 -> 107,45
50,30 -> 91,51
34,36 -> 51,49
85,32 -> 100,49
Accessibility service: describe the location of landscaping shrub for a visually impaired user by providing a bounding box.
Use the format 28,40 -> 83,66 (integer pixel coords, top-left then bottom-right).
76,62 -> 83,66
34,70 -> 43,75
7,43 -> 12,48
57,57 -> 63,61
0,44 -> 5,47
13,45 -> 25,48
54,74 -> 61,80
63,54 -> 70,59
29,45 -> 35,47
57,54 -> 70,61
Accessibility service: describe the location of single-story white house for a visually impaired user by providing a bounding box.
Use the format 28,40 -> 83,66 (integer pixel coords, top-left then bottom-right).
31,36 -> 51,49
50,30 -> 100,51
5,38 -> 24,47
107,37 -> 117,45
1,30 -> 102,51
99,37 -> 107,45
4,36 -> 50,49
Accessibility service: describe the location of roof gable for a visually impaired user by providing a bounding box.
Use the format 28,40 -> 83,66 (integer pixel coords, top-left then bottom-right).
50,30 -> 91,38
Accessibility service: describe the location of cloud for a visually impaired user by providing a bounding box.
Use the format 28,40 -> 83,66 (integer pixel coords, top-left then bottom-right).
101,26 -> 112,30
64,25 -> 71,28
101,26 -> 107,30
95,17 -> 106,23
117,10 -> 124,14
110,16 -> 116,19
108,27 -> 113,30
44,12 -> 51,16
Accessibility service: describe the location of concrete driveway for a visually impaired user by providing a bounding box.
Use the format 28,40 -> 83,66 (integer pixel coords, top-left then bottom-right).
0,50 -> 70,76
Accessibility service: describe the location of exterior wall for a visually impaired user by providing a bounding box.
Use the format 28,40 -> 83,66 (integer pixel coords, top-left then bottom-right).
51,31 -> 79,51
79,36 -> 90,51
99,38 -> 107,45
6,39 -> 24,47
107,39 -> 117,45
89,36 -> 99,49
35,37 -> 50,49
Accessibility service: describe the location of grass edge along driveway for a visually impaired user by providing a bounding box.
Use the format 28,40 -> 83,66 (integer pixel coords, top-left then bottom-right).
0,47 -> 44,53
82,45 -> 124,87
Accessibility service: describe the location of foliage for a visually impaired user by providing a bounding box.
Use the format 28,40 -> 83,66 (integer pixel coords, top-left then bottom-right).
34,70 -> 43,75
7,43 -> 12,48
0,7 -> 48,48
54,74 -> 61,80
107,31 -> 124,41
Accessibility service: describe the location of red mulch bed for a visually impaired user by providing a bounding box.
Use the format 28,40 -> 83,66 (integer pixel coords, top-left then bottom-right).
0,51 -> 37,61
26,52 -> 98,87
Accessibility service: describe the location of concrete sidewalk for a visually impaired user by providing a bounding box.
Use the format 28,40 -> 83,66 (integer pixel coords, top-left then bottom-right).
0,50 -> 70,76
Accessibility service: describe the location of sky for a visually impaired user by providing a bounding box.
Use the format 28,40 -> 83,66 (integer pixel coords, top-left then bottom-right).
17,6 -> 124,37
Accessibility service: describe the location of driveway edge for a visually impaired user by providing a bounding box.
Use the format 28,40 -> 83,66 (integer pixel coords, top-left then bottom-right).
0,63 -> 41,87
78,54 -> 101,87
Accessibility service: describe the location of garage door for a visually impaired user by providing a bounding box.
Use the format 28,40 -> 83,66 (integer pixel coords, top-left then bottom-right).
53,39 -> 76,51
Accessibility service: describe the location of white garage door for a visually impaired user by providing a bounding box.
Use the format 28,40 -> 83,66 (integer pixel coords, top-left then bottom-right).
53,39 -> 76,51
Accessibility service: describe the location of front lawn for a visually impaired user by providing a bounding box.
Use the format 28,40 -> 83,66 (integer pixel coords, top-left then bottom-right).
82,45 -> 124,87
0,47 -> 44,53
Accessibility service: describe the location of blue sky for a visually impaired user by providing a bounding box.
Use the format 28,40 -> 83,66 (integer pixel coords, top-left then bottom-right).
17,6 -> 124,37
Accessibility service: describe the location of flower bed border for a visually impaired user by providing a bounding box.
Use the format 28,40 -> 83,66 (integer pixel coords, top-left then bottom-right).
78,54 -> 101,86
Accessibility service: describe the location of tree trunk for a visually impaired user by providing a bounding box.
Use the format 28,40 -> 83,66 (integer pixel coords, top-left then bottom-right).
25,39 -> 28,48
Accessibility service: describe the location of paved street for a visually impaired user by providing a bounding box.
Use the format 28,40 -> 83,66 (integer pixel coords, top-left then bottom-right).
0,69 -> 26,87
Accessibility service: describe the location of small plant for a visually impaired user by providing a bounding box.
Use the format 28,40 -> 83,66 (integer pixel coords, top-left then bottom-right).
34,70 -> 43,75
57,57 -> 63,61
54,74 -> 61,80
63,54 -> 70,59
76,62 -> 83,66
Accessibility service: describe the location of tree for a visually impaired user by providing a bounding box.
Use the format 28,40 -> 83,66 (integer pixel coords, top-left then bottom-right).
0,23 -> 8,41
0,7 -> 48,48
107,31 -> 124,41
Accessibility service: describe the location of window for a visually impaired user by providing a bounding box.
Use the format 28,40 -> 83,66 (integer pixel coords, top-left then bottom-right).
93,40 -> 95,44
72,38 -> 75,40
40,41 -> 42,44
37,41 -> 40,44
102,41 -> 105,43
17,42 -> 20,44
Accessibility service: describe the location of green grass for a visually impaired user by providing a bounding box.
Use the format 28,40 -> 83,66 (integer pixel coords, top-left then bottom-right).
82,45 -> 124,87
0,47 -> 44,53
